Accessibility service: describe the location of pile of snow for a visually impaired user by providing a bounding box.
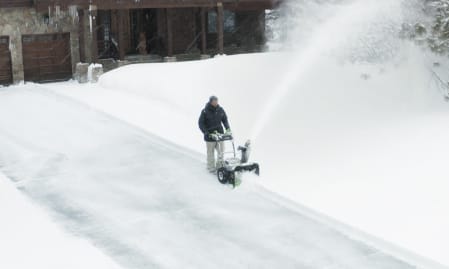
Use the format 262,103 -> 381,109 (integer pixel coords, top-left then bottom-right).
88,63 -> 104,82
0,173 -> 122,269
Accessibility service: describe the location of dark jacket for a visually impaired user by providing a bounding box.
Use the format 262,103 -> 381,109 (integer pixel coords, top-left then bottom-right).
198,103 -> 230,141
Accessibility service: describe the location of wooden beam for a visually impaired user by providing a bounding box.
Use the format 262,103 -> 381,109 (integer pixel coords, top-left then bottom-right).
136,10 -> 142,38
78,9 -> 86,62
166,8 -> 174,57
216,2 -> 224,55
0,0 -> 33,8
91,8 -> 98,63
118,9 -> 127,60
96,0 -> 214,9
34,0 -> 281,12
200,7 -> 207,54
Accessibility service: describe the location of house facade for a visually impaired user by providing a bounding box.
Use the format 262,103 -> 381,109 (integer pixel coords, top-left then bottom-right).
0,0 -> 280,85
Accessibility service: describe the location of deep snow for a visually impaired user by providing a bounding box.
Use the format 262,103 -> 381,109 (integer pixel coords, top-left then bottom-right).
43,49 -> 449,268
0,86 -> 415,269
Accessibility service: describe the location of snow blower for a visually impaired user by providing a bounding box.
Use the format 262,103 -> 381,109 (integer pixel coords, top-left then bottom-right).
211,133 -> 260,188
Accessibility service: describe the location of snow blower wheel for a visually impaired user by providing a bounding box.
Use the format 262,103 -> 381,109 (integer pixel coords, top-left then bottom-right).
217,168 -> 228,184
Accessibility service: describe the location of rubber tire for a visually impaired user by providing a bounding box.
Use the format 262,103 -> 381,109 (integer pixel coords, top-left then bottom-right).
217,168 -> 228,184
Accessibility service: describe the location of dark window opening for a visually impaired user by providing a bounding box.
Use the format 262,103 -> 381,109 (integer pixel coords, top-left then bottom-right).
97,10 -> 118,59
130,9 -> 159,55
208,10 -> 236,34
208,12 -> 217,33
224,11 -> 236,33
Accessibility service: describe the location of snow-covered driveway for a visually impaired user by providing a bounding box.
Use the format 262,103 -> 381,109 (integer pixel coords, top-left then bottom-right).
0,85 -> 413,269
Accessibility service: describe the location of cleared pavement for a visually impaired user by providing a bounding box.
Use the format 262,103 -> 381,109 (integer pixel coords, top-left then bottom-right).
0,86 -> 414,269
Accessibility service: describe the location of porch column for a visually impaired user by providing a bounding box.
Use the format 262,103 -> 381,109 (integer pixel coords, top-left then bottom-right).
216,2 -> 224,55
118,9 -> 127,60
78,9 -> 86,62
90,7 -> 98,63
200,8 -> 207,54
166,8 -> 174,57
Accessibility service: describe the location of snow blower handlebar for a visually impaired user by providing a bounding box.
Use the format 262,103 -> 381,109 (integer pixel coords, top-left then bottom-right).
210,133 -> 234,142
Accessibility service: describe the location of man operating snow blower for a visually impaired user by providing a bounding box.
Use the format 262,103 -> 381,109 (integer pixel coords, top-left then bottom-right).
198,96 -> 232,173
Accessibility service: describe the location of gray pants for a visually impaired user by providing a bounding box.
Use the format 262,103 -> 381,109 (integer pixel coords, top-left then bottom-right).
206,141 -> 224,172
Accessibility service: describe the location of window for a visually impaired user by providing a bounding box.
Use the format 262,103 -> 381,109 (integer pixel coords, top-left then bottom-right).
208,10 -> 236,33
223,11 -> 236,33
208,12 -> 217,33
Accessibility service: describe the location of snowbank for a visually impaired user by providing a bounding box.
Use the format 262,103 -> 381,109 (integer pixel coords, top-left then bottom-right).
49,50 -> 449,268
0,172 -> 123,269
54,53 -> 289,154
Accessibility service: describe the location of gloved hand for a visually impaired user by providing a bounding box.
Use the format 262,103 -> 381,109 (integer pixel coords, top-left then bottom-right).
209,132 -> 219,141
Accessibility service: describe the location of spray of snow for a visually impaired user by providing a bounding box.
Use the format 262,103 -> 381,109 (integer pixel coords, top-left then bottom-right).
252,0 -> 416,139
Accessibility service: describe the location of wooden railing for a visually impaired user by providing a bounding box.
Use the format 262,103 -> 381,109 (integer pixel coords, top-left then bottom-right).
0,0 -> 33,8
31,0 -> 280,11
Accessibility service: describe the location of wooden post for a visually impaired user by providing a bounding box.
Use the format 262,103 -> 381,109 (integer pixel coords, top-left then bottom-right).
200,8 -> 207,54
166,8 -> 174,57
90,8 -> 98,63
216,2 -> 224,55
78,9 -> 86,62
118,9 -> 126,60
136,10 -> 142,36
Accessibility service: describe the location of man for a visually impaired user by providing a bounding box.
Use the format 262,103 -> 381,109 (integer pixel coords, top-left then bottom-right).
198,96 -> 231,173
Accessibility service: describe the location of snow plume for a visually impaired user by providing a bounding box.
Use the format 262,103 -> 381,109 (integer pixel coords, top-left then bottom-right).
256,1 -> 400,139
250,0 -> 449,267
268,0 -> 426,63
253,0 -> 429,139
